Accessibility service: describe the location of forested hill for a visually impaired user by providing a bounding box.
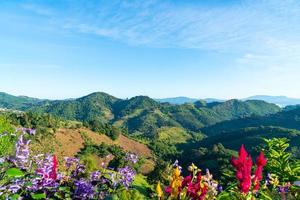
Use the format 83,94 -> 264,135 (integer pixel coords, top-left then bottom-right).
202,106 -> 300,136
0,92 -> 280,138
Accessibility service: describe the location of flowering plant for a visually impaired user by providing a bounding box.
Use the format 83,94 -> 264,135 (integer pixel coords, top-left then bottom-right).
230,144 -> 267,198
0,129 -> 139,199
156,161 -> 221,200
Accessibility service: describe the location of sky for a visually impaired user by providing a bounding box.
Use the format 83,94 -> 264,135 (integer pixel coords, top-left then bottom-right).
1,0 -> 300,100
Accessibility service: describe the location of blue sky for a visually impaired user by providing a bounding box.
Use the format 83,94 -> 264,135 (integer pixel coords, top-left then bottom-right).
1,0 -> 300,99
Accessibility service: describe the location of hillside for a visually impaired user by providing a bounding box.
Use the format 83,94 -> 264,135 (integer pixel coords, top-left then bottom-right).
0,92 -> 281,139
31,127 -> 154,174
202,106 -> 300,136
0,92 -> 42,110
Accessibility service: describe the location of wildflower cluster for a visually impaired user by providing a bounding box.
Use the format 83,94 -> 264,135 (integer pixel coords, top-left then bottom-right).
157,162 -> 221,200
0,129 -> 138,199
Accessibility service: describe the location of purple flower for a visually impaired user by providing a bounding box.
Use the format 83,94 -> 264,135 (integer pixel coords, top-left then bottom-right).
277,186 -> 289,193
73,164 -> 86,176
265,173 -> 271,186
117,166 -> 135,188
35,155 -> 58,188
27,128 -> 36,135
0,157 -> 5,164
15,127 -> 36,135
108,172 -> 118,188
74,179 -> 94,199
90,171 -> 101,181
14,134 -> 31,169
64,157 -> 79,168
217,184 -> 223,192
172,160 -> 182,172
125,153 -> 138,164
8,179 -> 24,194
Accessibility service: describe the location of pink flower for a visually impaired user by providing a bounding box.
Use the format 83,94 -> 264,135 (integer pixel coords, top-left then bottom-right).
231,144 -> 253,194
253,152 -> 267,191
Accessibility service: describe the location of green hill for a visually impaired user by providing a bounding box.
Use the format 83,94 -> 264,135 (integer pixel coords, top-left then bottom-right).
202,107 -> 300,136
0,92 -> 281,139
0,92 -> 42,110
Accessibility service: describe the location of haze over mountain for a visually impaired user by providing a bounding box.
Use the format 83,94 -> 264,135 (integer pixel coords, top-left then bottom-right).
243,95 -> 300,107
156,95 -> 300,107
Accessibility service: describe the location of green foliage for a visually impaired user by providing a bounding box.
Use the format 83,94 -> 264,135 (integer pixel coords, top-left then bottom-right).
0,116 -> 15,157
110,189 -> 144,200
263,138 -> 300,182
6,168 -> 24,178
0,92 -> 41,110
85,120 -> 121,140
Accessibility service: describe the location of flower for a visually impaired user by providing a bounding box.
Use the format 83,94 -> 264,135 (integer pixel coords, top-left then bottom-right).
14,134 -> 31,169
125,153 -> 138,164
253,152 -> 267,191
90,171 -> 101,181
0,157 -> 5,164
166,167 -> 182,198
35,154 -> 58,188
118,166 -> 135,188
156,182 -> 163,198
74,179 -> 95,199
231,144 -> 253,194
64,157 -> 79,169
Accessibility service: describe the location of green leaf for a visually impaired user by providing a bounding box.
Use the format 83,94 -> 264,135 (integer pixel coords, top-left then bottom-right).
10,194 -> 21,200
259,191 -> 273,200
6,168 -> 24,178
31,192 -> 46,199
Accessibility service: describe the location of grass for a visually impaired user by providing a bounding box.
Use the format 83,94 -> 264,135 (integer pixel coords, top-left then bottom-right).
158,126 -> 191,144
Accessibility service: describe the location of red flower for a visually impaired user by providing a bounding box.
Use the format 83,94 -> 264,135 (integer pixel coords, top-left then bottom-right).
256,151 -> 267,166
253,152 -> 267,191
199,184 -> 208,200
182,174 -> 192,187
165,186 -> 172,194
185,171 -> 207,200
231,144 -> 253,194
49,155 -> 57,180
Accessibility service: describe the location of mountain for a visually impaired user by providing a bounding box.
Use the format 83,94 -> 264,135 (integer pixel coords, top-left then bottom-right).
29,92 -> 119,123
155,97 -> 199,104
155,97 -> 224,104
202,106 -> 300,136
244,95 -> 300,107
0,92 -> 281,138
0,92 -> 43,110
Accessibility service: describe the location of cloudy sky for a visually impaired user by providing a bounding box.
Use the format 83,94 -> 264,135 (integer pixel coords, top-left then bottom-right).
1,0 -> 300,99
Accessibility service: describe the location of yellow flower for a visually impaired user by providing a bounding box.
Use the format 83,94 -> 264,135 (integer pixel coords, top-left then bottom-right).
169,167 -> 182,198
156,182 -> 163,198
174,167 -> 181,178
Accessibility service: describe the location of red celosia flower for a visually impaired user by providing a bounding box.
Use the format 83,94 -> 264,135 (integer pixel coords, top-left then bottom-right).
165,186 -> 172,194
182,174 -> 192,187
231,144 -> 253,194
50,155 -> 57,180
256,151 -> 267,166
253,152 -> 267,191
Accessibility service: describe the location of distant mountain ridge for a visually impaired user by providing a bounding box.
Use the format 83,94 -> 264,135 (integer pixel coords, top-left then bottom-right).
243,95 -> 300,107
155,97 -> 225,104
156,95 -> 300,107
0,91 -> 281,138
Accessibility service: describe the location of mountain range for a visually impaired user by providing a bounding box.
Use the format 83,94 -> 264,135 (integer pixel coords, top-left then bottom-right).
157,95 -> 300,107
2,91 -> 300,179
0,91 -> 280,138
